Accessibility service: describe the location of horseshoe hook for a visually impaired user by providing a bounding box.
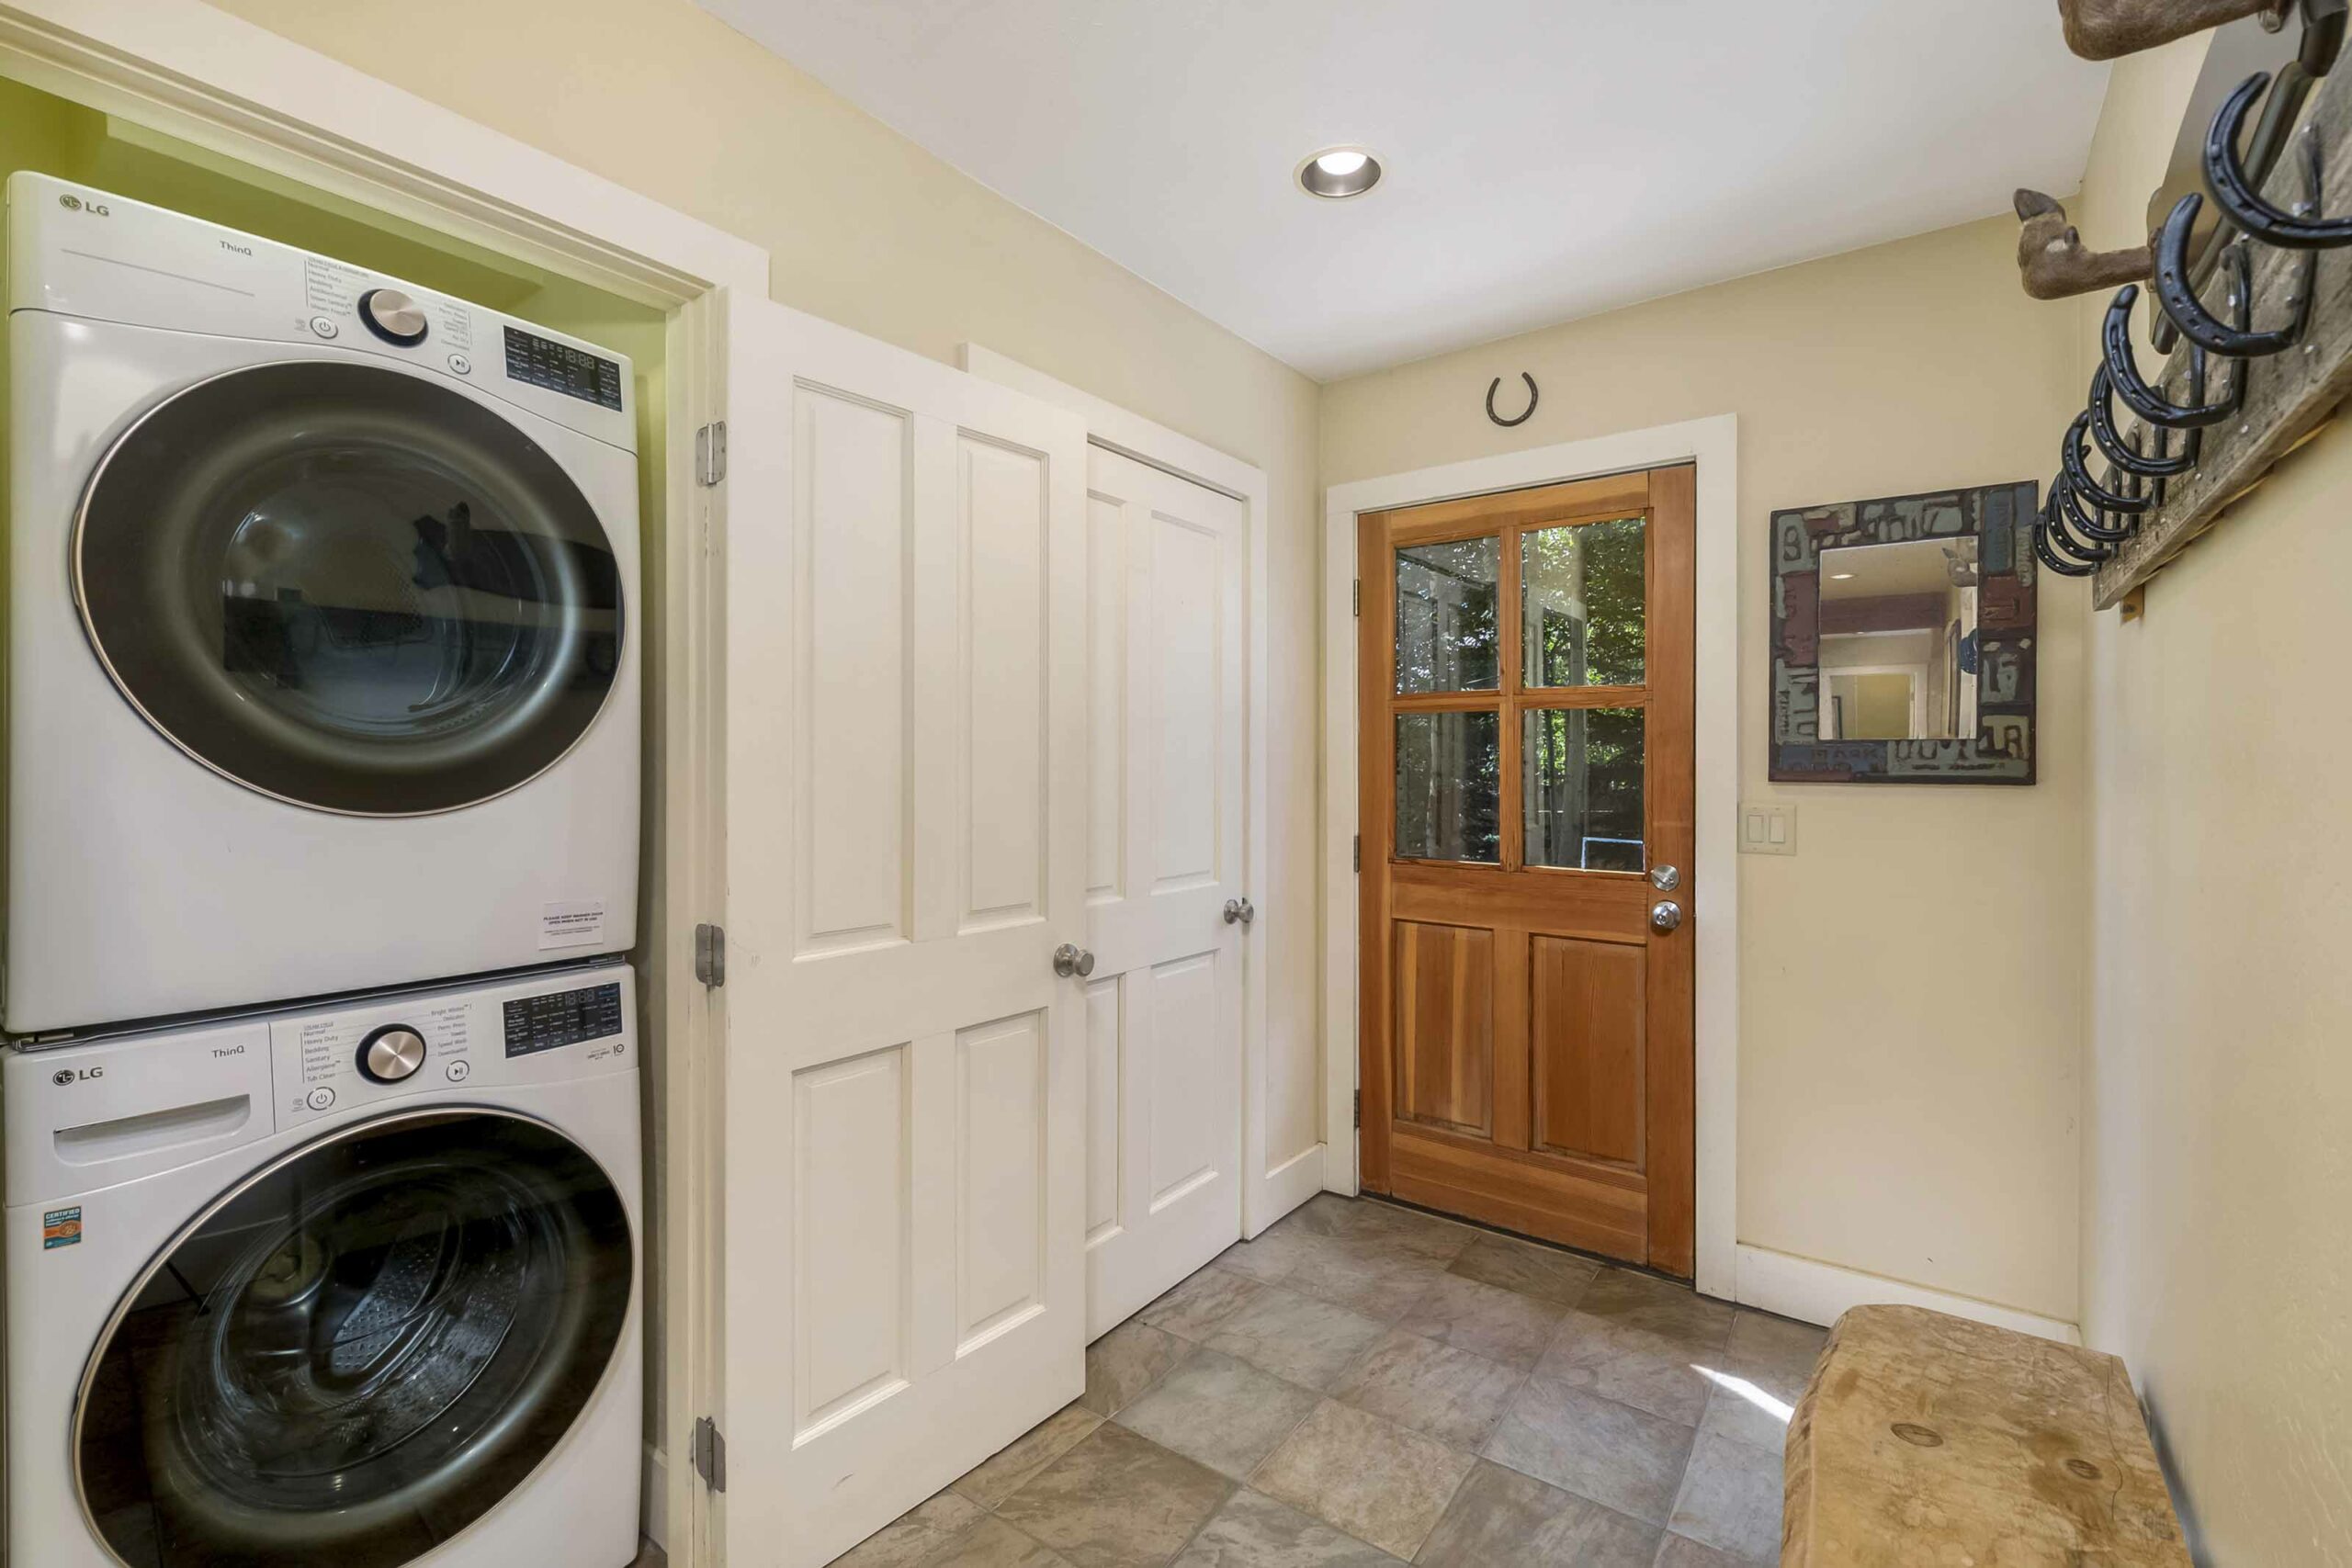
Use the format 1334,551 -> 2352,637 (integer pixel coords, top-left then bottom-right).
2206,71 -> 2352,248
2036,480 -> 2102,578
2089,366 -> 2200,479
2062,410 -> 2150,516
2156,192 -> 2314,356
1486,373 -> 1538,427
2104,286 -> 2239,428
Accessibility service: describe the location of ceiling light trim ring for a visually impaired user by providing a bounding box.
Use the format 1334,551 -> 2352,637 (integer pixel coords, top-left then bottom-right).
1297,145 -> 1383,199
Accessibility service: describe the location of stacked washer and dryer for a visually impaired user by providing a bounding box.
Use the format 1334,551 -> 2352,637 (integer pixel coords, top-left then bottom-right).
3,172 -> 649,1568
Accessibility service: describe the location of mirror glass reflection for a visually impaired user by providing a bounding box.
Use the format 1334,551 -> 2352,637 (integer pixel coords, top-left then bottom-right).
1815,536 -> 1980,742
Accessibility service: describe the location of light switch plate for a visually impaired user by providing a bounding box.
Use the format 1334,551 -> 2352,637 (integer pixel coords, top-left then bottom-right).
1739,801 -> 1796,855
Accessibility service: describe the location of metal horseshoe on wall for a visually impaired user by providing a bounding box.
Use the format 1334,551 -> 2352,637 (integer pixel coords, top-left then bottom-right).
2103,286 -> 2241,427
2206,70 -> 2352,247
1487,373 -> 1538,427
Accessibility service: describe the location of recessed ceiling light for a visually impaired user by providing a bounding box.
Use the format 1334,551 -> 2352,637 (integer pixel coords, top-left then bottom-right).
1829,571 -> 1856,580
1298,146 -> 1382,199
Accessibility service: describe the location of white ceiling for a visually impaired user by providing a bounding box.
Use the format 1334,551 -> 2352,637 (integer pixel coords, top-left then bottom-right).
697,0 -> 2112,380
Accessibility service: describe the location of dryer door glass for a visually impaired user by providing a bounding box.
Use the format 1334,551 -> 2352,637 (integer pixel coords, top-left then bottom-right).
74,1110 -> 633,1568
74,360 -> 626,816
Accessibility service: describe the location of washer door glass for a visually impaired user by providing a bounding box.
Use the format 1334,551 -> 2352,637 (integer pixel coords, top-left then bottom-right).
75,360 -> 625,816
75,1111 -> 633,1568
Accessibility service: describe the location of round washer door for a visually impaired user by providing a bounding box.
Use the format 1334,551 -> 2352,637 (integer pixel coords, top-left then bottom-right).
74,1110 -> 634,1568
74,359 -> 626,817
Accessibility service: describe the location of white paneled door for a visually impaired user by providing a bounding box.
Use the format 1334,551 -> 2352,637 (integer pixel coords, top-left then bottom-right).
714,289 -> 1090,1568
1081,447 -> 1250,1337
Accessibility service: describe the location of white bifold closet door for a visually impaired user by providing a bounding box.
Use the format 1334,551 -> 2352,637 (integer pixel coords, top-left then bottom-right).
714,289 -> 1090,1568
1081,446 -> 1249,1338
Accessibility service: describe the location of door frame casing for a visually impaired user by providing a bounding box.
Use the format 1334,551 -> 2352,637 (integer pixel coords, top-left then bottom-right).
0,2 -> 763,1560
1322,416 -> 1739,1300
959,344 -> 1314,1237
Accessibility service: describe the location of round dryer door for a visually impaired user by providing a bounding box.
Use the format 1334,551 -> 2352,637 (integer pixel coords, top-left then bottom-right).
74,1110 -> 633,1568
74,359 -> 626,816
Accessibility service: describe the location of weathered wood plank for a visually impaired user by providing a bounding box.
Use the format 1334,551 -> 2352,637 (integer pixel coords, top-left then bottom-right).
2094,58 -> 2352,609
1783,1305 -> 2189,1567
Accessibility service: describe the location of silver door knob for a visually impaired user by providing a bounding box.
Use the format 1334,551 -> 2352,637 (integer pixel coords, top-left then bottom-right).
1650,864 -> 1680,892
1053,943 -> 1096,978
1649,900 -> 1683,933
1223,897 -> 1256,927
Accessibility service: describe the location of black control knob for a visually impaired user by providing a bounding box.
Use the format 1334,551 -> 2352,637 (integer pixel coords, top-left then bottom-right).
357,1025 -> 428,1083
357,288 -> 429,347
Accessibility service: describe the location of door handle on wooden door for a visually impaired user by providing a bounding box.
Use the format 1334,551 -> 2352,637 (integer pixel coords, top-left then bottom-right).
1222,897 -> 1256,927
1649,901 -> 1684,933
1053,942 -> 1096,978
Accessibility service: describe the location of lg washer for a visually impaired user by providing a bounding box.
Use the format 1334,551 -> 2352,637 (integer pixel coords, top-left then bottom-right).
4,964 -> 644,1567
5,173 -> 642,1033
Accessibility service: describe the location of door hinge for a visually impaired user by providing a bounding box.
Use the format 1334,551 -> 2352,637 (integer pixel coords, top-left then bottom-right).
1351,579 -> 1361,617
694,923 -> 727,987
1352,834 -> 1360,874
1352,1089 -> 1361,1130
695,421 -> 729,486
693,1416 -> 728,1493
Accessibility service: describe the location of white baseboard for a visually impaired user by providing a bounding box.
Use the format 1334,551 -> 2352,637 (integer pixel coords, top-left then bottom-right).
1251,1143 -> 1324,1236
1734,1244 -> 2082,1345
643,1442 -> 669,1552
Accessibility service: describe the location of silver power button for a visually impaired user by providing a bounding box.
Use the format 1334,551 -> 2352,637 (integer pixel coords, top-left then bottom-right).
358,1025 -> 428,1083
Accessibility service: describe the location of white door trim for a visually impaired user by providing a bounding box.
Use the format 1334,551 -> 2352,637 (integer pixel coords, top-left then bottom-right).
957,344 -> 1307,1236
0,3 -> 767,1560
1322,414 -> 1739,1301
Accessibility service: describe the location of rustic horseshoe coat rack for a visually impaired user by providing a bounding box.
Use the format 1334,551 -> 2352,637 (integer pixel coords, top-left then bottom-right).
1487,373 -> 1538,427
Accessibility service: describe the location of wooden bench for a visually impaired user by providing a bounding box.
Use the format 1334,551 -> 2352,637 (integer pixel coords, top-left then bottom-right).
1782,1304 -> 2190,1566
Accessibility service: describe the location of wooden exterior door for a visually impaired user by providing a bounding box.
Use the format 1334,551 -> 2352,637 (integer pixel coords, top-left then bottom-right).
1357,466 -> 1696,1277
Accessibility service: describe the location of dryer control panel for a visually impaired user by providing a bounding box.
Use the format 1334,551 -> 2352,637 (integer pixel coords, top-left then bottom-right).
4,171 -> 636,453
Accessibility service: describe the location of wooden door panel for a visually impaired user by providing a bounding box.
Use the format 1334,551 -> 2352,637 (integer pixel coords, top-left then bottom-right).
1359,464 -> 1695,1273
1529,935 -> 1645,1166
1388,1125 -> 1646,1258
1393,921 -> 1495,1135
1389,862 -> 1645,942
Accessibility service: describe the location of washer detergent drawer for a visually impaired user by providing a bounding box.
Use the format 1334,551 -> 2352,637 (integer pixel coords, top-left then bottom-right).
4,1023 -> 273,1203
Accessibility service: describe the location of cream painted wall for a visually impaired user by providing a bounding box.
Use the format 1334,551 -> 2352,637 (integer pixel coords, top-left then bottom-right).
205,0 -> 1330,1186
1323,216 -> 2089,1320
2072,41 -> 2352,1565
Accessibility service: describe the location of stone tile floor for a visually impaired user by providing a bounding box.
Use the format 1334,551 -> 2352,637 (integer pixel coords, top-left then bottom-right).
832,1194 -> 1826,1567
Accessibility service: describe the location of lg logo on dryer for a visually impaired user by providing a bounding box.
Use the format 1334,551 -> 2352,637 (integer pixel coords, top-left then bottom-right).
51,1066 -> 102,1086
56,193 -> 110,217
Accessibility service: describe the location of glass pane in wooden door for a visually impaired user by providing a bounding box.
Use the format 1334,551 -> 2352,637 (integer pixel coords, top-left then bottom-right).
1395,536 -> 1500,692
1523,706 -> 1645,872
1520,516 -> 1645,688
1395,711 -> 1499,863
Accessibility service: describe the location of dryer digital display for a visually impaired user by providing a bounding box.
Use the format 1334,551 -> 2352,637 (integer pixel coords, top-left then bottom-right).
503,326 -> 624,411
503,981 -> 625,1057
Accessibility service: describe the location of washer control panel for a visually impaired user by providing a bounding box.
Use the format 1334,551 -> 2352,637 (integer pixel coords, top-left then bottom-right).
266,964 -> 633,1131
273,997 -> 475,1128
503,981 -> 625,1058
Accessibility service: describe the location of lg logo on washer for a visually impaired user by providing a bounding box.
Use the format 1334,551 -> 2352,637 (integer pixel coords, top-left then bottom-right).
51,1066 -> 101,1086
55,192 -> 110,217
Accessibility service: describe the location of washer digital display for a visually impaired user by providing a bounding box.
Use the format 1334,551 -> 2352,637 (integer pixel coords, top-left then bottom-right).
503,326 -> 624,411
503,981 -> 625,1057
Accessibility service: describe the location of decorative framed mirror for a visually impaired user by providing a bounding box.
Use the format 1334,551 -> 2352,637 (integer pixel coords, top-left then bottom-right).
1770,481 -> 2038,784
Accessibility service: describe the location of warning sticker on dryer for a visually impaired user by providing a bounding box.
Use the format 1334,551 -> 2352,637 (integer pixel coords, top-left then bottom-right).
539,899 -> 608,951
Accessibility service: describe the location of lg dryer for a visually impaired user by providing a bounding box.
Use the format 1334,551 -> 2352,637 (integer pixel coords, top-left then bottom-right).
6,173 -> 641,1032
